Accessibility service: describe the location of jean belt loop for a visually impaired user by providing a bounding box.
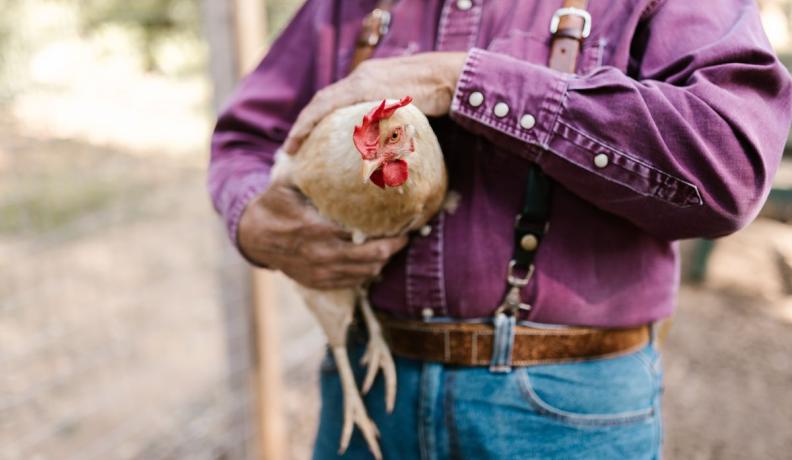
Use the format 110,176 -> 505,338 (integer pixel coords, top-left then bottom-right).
489,312 -> 516,373
649,321 -> 658,348
490,261 -> 533,373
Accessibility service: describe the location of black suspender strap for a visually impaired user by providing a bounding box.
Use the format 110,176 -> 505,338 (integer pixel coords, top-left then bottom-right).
490,0 -> 590,372
512,166 -> 551,268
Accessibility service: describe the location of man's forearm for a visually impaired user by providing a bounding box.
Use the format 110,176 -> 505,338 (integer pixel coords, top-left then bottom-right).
448,1 -> 792,242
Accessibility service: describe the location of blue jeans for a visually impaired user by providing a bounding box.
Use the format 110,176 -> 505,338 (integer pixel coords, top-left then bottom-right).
313,339 -> 663,460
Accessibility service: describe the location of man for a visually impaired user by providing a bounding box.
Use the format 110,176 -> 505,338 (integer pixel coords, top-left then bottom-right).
209,0 -> 792,458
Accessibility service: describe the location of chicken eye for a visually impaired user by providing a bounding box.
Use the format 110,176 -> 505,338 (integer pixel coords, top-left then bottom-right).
387,128 -> 402,144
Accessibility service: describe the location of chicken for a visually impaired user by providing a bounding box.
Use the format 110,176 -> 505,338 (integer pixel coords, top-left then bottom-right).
271,97 -> 447,459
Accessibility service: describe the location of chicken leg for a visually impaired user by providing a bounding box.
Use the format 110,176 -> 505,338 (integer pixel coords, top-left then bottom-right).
298,287 -> 382,459
357,286 -> 397,413
332,346 -> 382,459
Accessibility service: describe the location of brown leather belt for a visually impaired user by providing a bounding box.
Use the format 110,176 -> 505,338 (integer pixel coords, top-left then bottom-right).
375,312 -> 650,366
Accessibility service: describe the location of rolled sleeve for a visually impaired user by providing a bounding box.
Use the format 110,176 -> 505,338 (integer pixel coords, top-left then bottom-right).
450,47 -> 703,211
209,165 -> 270,246
208,0 -> 326,249
450,1 -> 792,241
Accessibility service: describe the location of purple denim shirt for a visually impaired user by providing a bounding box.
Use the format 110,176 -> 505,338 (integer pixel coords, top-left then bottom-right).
209,0 -> 792,327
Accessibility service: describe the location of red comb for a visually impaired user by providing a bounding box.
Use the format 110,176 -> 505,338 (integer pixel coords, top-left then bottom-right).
353,96 -> 413,160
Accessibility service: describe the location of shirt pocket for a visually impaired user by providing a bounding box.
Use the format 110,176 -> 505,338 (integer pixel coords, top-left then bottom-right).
516,345 -> 662,427
486,29 -> 605,75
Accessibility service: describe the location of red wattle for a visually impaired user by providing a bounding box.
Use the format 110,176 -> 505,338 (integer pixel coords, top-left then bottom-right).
370,168 -> 386,189
382,160 -> 408,187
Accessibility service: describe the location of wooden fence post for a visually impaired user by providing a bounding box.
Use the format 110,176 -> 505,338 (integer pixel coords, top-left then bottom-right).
202,1 -> 285,459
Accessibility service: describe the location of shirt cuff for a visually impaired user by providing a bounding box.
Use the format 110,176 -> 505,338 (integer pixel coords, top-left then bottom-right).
450,47 -> 570,160
214,170 -> 270,249
450,48 -> 701,209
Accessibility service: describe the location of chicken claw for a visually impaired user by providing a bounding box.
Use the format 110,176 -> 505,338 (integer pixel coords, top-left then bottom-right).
332,346 -> 382,460
358,289 -> 397,413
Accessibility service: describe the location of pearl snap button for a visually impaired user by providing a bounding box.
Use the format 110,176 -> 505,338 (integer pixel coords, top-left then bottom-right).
456,0 -> 473,11
468,91 -> 484,107
520,234 -> 539,252
493,102 -> 510,118
520,114 -> 536,130
594,153 -> 609,168
422,307 -> 434,319
420,225 -> 432,237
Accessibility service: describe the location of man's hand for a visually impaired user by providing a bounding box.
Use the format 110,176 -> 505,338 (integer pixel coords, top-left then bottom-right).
283,51 -> 467,154
239,177 -> 408,290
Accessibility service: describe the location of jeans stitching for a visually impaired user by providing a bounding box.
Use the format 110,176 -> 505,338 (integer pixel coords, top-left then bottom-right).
516,366 -> 656,427
418,364 -> 432,460
444,371 -> 463,460
630,348 -> 660,386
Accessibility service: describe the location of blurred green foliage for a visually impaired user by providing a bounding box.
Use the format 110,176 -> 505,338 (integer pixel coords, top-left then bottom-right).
0,0 -> 16,46
266,0 -> 302,41
0,0 -> 24,100
0,0 -> 202,73
73,0 -> 201,72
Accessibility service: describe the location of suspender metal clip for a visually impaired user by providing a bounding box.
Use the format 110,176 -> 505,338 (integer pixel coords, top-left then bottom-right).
491,260 -> 533,373
360,8 -> 392,47
494,260 -> 534,317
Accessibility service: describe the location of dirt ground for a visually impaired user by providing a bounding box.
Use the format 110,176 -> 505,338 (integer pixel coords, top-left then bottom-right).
664,286 -> 792,460
0,110 -> 253,459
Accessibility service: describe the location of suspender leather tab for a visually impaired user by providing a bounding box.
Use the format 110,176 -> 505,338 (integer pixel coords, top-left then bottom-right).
549,0 -> 591,74
349,0 -> 397,72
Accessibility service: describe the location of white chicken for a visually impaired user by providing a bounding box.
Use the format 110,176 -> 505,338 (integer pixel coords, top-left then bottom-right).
271,97 -> 447,459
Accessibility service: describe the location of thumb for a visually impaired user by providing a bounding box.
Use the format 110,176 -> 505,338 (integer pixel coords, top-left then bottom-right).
283,115 -> 314,154
283,107 -> 317,155
282,136 -> 302,155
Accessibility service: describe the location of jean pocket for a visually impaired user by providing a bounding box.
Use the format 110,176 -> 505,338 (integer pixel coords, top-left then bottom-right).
517,346 -> 661,427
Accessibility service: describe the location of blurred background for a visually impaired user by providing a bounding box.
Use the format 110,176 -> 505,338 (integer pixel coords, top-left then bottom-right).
0,1 -> 790,459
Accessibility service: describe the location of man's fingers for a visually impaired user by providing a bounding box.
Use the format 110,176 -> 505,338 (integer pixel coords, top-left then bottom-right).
332,262 -> 385,278
283,121 -> 310,156
311,277 -> 368,291
285,81 -> 365,154
302,217 -> 352,241
285,91 -> 333,152
342,236 -> 409,263
282,136 -> 301,156
290,237 -> 408,290
283,107 -> 324,154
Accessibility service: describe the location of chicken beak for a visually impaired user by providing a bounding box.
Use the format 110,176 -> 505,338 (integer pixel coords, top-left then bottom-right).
360,159 -> 383,183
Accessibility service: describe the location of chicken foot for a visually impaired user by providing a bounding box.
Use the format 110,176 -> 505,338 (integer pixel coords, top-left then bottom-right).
357,287 -> 397,413
351,229 -> 397,413
332,346 -> 382,460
